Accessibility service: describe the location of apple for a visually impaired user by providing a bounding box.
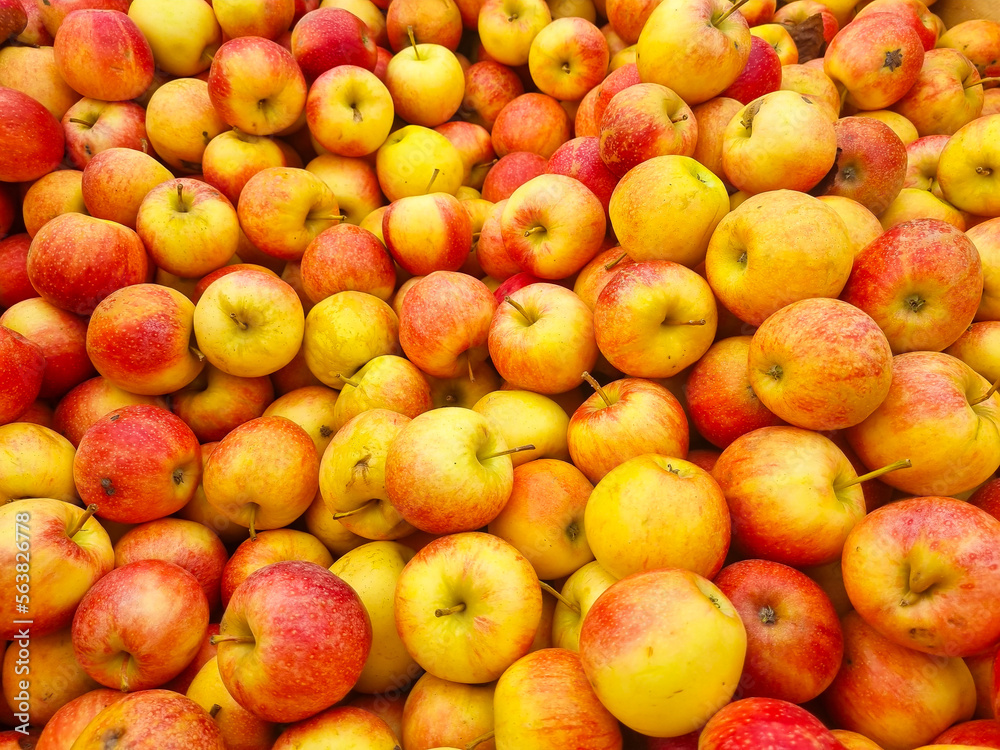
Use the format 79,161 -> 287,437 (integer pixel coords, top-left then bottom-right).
382,192 -> 473,276
494,648 -> 622,749
171,364 -> 275,443
436,121 -> 495,191
817,116 -> 908,216
292,7 -> 376,81
0,86 -> 65,183
261,384 -> 338,455
214,560 -> 371,722
528,17 -> 609,102
817,196 -> 884,257
53,10 -> 154,102
903,134 -> 950,198
748,24 -> 798,66
847,351 -> 1000,499
194,269 -> 305,378
127,0 -> 221,76
0,423 -> 77,506
854,0 -> 939,52
472,389 -> 569,467
208,37 -> 307,136
1,297 -> 93,400
937,18 -> 1000,78
81,148 -> 172,230
722,90 -> 838,195
401,673 -> 497,750
385,42 -> 465,128
477,0 -> 551,67
185,656 -> 280,750
459,60 -> 525,132
425,360 -> 500,409
574,85 -> 602,137
748,297 -> 893,431
69,690 -> 225,748
34,688 -> 124,750
221,529 -> 333,607
823,611 -> 976,749
829,730 -> 883,750
934,720 -> 1000,747
721,34 -> 782,105
699,698 -> 845,749
377,125 -> 465,201
549,561 -> 616,653
331,354 -> 434,430
394,531 -> 542,683
52,376 -> 167,448
841,218 -> 983,354
21,170 -> 86,240
307,65 -> 394,157
213,0 -> 294,39
73,404 -> 201,524
578,567 -> 746,737
329,541 -> 419,693
714,559 -> 844,704
0,45 -> 80,121
945,322 -> 1000,386
635,0 -> 750,106
892,48 -> 985,137
599,84 -> 697,178
937,114 -> 1000,219
968,219 -> 1000,322
0,235 -> 36,310
824,12 -> 925,111
489,284 -> 598,395
879,186 -> 967,232
204,415 -> 319,536
778,63 -> 842,121
705,189 -> 854,326
593,260 -> 717,378
306,153 -> 386,225
482,152 -> 547,203
385,0 -> 462,50
273,705 -> 401,749
592,64 -> 639,128
545,137 -> 618,225
774,0 -> 838,42
145,77 -> 230,173
492,93 -> 571,161
201,130 -> 297,207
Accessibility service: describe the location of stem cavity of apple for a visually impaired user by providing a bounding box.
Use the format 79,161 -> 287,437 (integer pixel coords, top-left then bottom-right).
715,0 -> 751,26
834,458 -> 912,491
581,371 -> 613,407
120,655 -> 131,693
466,730 -> 495,750
480,444 -> 536,460
971,376 -> 1000,406
467,356 -> 476,383
407,25 -> 421,60
504,295 -> 532,322
523,225 -> 546,237
540,581 -> 581,614
435,603 -> 466,617
663,318 -> 708,326
67,504 -> 98,539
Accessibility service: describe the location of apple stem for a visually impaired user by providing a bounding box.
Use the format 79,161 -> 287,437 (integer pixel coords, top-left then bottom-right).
504,295 -> 531,321
472,231 -> 481,241
210,634 -> 256,645
407,25 -> 421,60
481,444 -> 535,460
209,704 -> 222,719
332,500 -> 374,519
716,0 -> 752,25
971,375 -> 1000,405
337,373 -> 361,388
248,503 -> 258,540
176,183 -> 188,213
966,76 -> 1000,89
664,318 -> 707,326
229,312 -> 248,331
604,251 -> 628,271
466,731 -> 495,750
581,371 -> 613,407
67,504 -> 98,539
435,603 -> 466,617
467,356 -> 476,383
311,215 -> 347,221
190,346 -> 205,362
120,655 -> 130,693
426,168 -> 440,193
523,225 -> 546,237
834,458 -> 912,490
539,581 -> 580,614
68,118 -> 93,127
473,158 -> 498,170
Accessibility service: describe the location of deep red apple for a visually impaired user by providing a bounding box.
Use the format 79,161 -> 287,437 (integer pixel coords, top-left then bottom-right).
0,325 -> 45,426
721,35 -> 783,105
699,697 -> 845,749
0,85 -> 65,182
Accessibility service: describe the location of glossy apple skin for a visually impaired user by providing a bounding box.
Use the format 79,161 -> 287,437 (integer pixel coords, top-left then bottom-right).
0,422 -> 77,506
934,720 -> 1000,747
21,170 -> 86,240
301,223 -> 395,303
460,60 -> 524,132
482,152 -> 547,203
273,705 -> 400,749
0,234 -> 37,309
401,672 -> 496,750
81,147 -> 173,229
69,689 -> 225,749
721,35 -> 782,105
0,324 -> 45,426
699,697 -> 845,749
892,48 -> 985,137
546,136 -> 619,220
26,213 -> 149,317
171,365 -> 275,444
34,688 -> 124,750
221,529 -> 333,608
62,98 -> 150,170
74,404 -> 201,524
0,83 -> 66,183
819,116 -> 908,216
383,192 -> 473,276
71,559 -> 210,692
492,93 -> 571,160
823,611 -> 976,749
53,376 -> 167,448
216,560 -> 372,723
714,559 -> 844,705
292,7 -> 377,81
593,64 -> 639,128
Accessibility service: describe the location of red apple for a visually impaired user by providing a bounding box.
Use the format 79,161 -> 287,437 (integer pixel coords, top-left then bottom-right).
171,365 -> 275,443
291,7 -> 377,81
52,376 -> 168,448
816,116 -> 908,216
459,60 -> 525,132
220,528 -> 333,608
385,0 -> 462,51
593,63 -> 639,128
903,134 -> 950,198
34,688 -> 124,750
68,689 -> 224,748
81,147 -> 173,229
934,720 -> 1000,747
546,137 -> 619,221
0,235 -> 37,310
700,698 -> 844,749
492,93 -> 571,160
383,192 -> 473,276
891,47 -> 986,137
482,151 -> 547,203
0,325 -> 45,426
62,98 -> 150,169
301,223 -> 395,303
720,35 -> 782,105
0,86 -> 65,183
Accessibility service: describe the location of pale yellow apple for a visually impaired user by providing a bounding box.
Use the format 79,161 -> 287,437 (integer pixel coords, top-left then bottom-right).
750,24 -> 798,65
0,423 -> 78,505
551,560 -> 617,652
386,44 -> 465,128
306,154 -> 386,225
0,46 -> 80,121
968,218 -> 1000,321
186,657 -> 278,749
878,187 -> 966,232
938,114 -> 1000,218
128,0 -> 221,76
376,125 -> 464,202
426,361 -> 502,409
945,322 -> 1000,385
302,291 -> 401,389
856,110 -> 920,146
212,0 -> 295,40
818,195 -> 883,257
779,63 -> 841,121
477,0 -> 552,67
471,390 -> 570,466
329,541 -> 419,693
146,78 -> 230,172
304,490 -> 368,555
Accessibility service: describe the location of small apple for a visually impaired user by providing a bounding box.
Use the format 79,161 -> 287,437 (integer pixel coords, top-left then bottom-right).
69,690 -> 225,749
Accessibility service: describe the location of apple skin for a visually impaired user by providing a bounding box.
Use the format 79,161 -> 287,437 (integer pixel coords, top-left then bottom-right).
937,18 -> 1000,78
71,559 -> 210,692
842,496 -> 1000,658
216,561 -> 371,723
635,0 -> 751,106
482,152 -> 547,203
221,529 -> 333,608
528,17 -> 609,102
331,354 -> 434,431
21,170 -> 86,240
0,0 -> 26,39
0,325 -> 44,426
377,124 -> 465,202
292,7 -> 377,81
127,0 -> 221,77
171,364 -> 275,444
53,10 -> 154,102
0,86 -> 65,183
81,148 -> 173,230
52,376 -> 167,449
594,260 -> 717,379
937,114 -> 1000,219
382,192 -> 473,276
492,93 -> 571,160
459,60 -> 525,132
818,116 -> 908,216
779,63 -> 842,122
824,12 -> 925,111
699,698 -> 845,749
903,134 -> 950,199
262,384 -> 338,455
272,705 -> 401,749
67,98 -> 156,170
892,48 -> 984,137
394,531 -> 542,684
145,78 -> 229,173
0,234 -> 37,309
184,655 -> 280,750
401,672 -> 497,750
68,689 -> 225,749
0,45 -> 80,122
306,65 -> 394,158
823,611 -> 976,750
546,136 -> 619,222
494,648 -> 622,750
586,455 -> 729,580
203,130 -> 298,207
714,559 -> 844,705
208,37 -> 308,137
599,83 -> 697,179
86,284 -> 205,397
721,35 -> 782,105
573,246 -> 635,311
473,389 -> 570,467
0,423 -> 77,506
934,720 -> 1000,747
477,0 -> 551,68
593,64 -> 639,129
34,688 -> 124,750
945,322 -> 1000,385
817,196 -> 883,257
685,336 -> 784,450
841,219 -> 983,354
579,567 -> 746,738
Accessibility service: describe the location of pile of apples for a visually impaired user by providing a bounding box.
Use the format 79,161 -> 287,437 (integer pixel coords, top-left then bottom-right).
3,0 -> 1000,746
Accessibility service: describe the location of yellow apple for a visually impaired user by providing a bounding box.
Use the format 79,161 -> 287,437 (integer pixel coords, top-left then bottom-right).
376,125 -> 464,201
128,0 -> 221,76
186,657 -> 279,749
386,43 -> 465,128
477,0 -> 552,67
471,389 -> 570,466
551,560 -> 617,652
0,423 -> 78,505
